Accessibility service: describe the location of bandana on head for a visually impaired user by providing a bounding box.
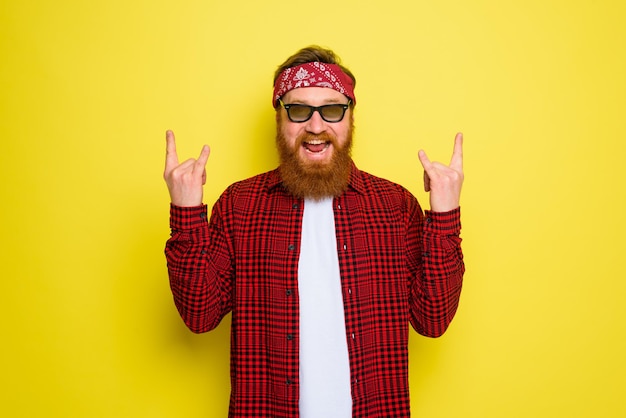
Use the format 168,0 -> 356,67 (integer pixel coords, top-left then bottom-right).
273,62 -> 356,108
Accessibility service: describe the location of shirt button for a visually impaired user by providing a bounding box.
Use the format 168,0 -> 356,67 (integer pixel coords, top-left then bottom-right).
286,289 -> 292,296
200,212 -> 207,219
288,244 -> 295,251
293,203 -> 299,209
287,334 -> 294,340
287,379 -> 293,385
425,217 -> 432,224
423,252 -> 430,258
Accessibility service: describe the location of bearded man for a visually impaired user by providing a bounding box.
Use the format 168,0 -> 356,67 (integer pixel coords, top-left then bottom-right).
164,45 -> 465,418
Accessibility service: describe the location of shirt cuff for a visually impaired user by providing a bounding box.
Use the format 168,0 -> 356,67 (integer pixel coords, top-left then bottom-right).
423,207 -> 461,234
169,204 -> 209,231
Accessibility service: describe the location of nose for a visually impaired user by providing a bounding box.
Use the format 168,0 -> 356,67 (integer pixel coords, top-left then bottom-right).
305,109 -> 326,134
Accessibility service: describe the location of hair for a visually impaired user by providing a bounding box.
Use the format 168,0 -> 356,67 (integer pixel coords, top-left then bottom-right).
273,45 -> 356,88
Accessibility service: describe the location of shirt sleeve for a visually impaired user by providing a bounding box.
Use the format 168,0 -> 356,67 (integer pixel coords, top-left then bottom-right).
409,206 -> 465,337
165,202 -> 234,333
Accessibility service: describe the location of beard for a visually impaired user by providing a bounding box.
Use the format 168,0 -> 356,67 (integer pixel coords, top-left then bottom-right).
276,121 -> 354,201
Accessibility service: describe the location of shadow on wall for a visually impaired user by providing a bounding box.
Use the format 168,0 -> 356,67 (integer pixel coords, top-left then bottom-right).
109,196 -> 232,411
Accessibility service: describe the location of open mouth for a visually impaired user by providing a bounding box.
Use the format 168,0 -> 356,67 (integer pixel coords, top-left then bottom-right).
303,139 -> 331,154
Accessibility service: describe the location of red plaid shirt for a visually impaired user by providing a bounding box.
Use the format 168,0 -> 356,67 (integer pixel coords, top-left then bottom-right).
165,164 -> 464,417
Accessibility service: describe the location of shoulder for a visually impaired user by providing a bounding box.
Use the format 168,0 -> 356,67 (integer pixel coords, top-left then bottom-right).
220,169 -> 281,198
352,166 -> 416,202
212,169 -> 289,217
349,166 -> 423,221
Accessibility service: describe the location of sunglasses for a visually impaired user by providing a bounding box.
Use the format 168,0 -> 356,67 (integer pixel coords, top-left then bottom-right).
278,99 -> 351,123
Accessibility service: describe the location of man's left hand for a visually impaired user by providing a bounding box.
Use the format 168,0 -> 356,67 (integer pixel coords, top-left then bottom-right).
418,132 -> 464,212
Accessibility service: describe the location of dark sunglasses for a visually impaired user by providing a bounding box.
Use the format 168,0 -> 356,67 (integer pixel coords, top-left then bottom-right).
279,99 -> 351,123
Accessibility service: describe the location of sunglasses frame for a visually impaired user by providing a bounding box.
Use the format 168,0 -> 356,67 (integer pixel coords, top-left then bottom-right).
279,99 -> 351,123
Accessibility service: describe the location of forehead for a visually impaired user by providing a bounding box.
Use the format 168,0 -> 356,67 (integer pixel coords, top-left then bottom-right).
282,87 -> 348,105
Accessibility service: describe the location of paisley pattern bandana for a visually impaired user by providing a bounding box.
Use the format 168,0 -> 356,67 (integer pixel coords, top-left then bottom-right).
273,62 -> 356,108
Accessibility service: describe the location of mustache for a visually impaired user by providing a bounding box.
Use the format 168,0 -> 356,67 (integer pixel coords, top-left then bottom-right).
297,132 -> 337,145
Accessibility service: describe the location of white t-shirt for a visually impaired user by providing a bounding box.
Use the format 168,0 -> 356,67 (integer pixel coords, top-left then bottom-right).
298,197 -> 352,417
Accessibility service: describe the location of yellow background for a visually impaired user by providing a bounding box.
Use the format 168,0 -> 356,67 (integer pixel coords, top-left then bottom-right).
2,0 -> 625,417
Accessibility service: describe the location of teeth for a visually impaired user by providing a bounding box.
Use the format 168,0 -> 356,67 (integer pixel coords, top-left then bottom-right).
305,139 -> 326,145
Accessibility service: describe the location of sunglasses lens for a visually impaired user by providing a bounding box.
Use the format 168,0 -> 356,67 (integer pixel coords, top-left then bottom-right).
288,105 -> 312,122
321,105 -> 346,122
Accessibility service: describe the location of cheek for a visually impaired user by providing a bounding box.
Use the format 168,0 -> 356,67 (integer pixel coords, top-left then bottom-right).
280,125 -> 302,148
277,112 -> 295,132
333,124 -> 352,145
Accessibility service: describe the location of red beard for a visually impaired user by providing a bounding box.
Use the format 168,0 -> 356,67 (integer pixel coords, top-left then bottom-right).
276,124 -> 353,200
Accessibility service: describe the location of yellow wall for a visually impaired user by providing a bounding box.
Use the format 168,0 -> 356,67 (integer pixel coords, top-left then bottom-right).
2,0 -> 625,416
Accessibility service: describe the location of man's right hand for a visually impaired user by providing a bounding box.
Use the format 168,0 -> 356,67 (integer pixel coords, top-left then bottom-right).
163,130 -> 210,207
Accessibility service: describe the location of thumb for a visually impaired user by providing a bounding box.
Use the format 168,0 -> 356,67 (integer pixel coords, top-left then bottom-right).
418,149 -> 431,170
193,145 -> 211,175
198,145 -> 210,166
418,150 -> 432,192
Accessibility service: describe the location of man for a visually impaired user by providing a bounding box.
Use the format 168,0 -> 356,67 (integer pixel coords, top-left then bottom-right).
164,46 -> 465,418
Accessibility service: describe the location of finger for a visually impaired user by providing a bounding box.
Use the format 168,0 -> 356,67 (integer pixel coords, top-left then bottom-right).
193,145 -> 210,176
449,132 -> 463,171
165,130 -> 179,171
419,150 -> 433,192
418,149 -> 431,170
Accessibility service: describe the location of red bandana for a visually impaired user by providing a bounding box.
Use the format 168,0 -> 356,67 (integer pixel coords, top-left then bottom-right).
272,62 -> 356,108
